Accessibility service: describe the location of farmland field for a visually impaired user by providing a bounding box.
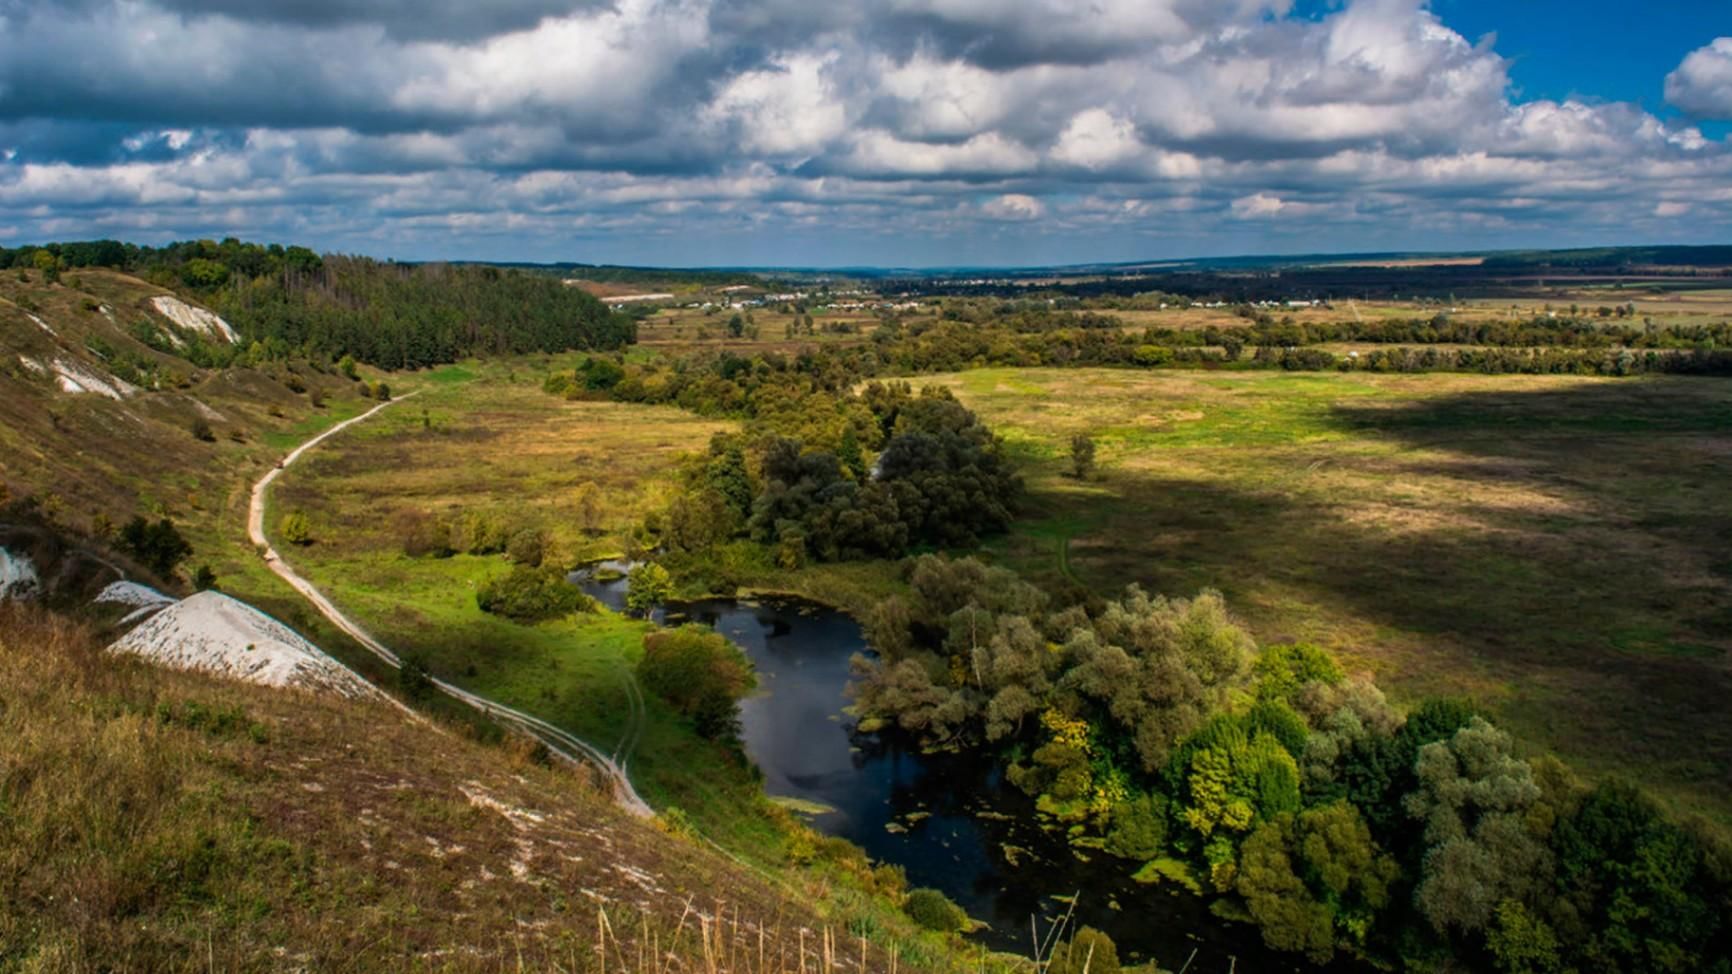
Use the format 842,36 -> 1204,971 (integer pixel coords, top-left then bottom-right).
928,367 -> 1732,824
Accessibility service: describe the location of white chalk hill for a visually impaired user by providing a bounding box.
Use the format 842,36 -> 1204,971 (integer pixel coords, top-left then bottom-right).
111,591 -> 377,699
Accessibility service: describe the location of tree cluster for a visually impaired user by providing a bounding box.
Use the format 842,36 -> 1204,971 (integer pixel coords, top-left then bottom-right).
849,556 -> 1732,971
551,350 -> 1020,564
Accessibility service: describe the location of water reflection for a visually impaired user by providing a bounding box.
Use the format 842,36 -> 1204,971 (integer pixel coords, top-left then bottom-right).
572,568 -> 1331,972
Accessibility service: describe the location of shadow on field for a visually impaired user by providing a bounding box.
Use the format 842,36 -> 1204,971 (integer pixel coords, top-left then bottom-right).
1022,378 -> 1732,810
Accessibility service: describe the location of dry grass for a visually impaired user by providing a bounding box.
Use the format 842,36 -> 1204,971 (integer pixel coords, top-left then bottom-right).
276,366 -> 732,564
0,603 -> 975,973
929,367 -> 1732,826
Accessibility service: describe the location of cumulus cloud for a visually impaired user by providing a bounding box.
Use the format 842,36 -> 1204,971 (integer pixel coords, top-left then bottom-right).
0,0 -> 1727,262
1231,193 -> 1289,219
981,193 -> 1045,220
1667,38 -> 1732,120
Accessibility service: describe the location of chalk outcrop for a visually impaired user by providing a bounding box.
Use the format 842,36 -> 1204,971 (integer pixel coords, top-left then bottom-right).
110,590 -> 376,698
0,548 -> 39,600
150,295 -> 238,343
52,357 -> 137,399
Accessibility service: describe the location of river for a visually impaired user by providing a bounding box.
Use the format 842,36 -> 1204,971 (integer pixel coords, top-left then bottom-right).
575,568 -> 1331,973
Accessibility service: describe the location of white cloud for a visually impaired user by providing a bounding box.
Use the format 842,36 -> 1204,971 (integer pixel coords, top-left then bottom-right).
981,193 -> 1045,220
1,0 -> 1730,261
1667,38 -> 1732,119
1230,193 -> 1287,219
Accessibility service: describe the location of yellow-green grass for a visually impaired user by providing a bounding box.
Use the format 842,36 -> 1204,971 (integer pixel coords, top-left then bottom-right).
263,366 -> 801,849
927,367 -> 1732,827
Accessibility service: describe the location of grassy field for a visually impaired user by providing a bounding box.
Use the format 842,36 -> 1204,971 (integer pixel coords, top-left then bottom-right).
264,362 -> 805,850
927,367 -> 1732,825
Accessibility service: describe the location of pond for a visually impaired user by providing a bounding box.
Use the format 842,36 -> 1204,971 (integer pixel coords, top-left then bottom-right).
575,568 -> 1332,973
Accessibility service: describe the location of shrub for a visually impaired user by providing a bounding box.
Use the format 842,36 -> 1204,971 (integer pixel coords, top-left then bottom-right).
506,527 -> 546,568
625,562 -> 673,617
1048,928 -> 1120,974
476,566 -> 590,622
190,418 -> 215,442
398,654 -> 435,700
191,565 -> 218,591
397,510 -> 452,558
278,511 -> 313,546
448,509 -> 508,555
1104,793 -> 1167,861
903,888 -> 967,933
637,625 -> 755,742
337,354 -> 358,380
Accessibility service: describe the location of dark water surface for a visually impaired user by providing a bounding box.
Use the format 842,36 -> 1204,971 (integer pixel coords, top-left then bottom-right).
576,570 -> 1329,973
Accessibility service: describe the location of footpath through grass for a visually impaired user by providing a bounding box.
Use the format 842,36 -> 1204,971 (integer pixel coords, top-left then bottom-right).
265,360 -> 791,853
930,367 -> 1732,826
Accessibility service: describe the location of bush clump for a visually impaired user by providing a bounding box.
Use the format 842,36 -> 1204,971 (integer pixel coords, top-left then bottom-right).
476,566 -> 591,622
1048,928 -> 1120,974
902,888 -> 967,933
637,625 -> 755,742
506,527 -> 546,567
118,516 -> 193,578
278,511 -> 313,546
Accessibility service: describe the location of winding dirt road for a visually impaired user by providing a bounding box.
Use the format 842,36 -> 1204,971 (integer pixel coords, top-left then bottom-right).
248,392 -> 653,817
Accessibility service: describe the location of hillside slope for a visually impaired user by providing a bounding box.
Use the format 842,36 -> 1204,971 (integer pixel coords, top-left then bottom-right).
0,603 -> 922,972
0,266 -> 361,552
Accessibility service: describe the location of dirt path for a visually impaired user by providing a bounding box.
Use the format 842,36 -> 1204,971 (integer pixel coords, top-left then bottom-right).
248,392 -> 653,817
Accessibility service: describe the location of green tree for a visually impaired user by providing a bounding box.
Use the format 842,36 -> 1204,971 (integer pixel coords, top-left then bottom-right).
191,564 -> 218,591
31,249 -> 61,284
1486,901 -> 1562,974
625,562 -> 673,617
1104,792 -> 1168,860
117,516 -> 193,578
337,354 -> 358,380
1237,815 -> 1336,962
637,625 -> 755,741
1406,718 -> 1552,937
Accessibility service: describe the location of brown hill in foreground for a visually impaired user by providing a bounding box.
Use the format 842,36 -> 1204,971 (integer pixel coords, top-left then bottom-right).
0,603 -> 926,973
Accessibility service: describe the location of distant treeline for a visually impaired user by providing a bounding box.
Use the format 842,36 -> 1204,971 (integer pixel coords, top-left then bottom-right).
945,301 -> 1732,349
2,239 -> 636,370
1482,245 -> 1732,269
506,262 -> 764,290
879,319 -> 1732,378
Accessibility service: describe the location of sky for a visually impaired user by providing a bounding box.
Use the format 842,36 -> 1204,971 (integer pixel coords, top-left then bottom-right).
2,0 -> 1731,267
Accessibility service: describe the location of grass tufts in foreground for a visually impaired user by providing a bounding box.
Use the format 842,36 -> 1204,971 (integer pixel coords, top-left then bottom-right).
0,603 -> 1000,973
